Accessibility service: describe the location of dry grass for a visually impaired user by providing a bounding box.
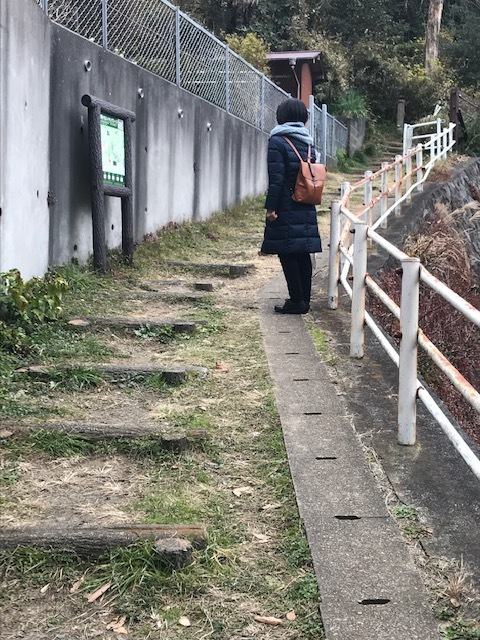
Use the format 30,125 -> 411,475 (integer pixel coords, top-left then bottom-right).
369,200 -> 480,444
0,197 -> 325,640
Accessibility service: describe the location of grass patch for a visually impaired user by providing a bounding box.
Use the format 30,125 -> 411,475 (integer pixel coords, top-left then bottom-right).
306,321 -> 337,365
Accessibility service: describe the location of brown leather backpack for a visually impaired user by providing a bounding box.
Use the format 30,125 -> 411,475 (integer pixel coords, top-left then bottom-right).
283,137 -> 326,205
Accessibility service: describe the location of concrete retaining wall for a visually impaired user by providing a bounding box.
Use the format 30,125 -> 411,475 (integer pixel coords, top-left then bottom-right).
0,0 -> 268,279
338,117 -> 366,157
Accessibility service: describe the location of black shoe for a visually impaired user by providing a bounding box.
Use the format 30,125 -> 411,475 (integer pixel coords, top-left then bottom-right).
274,299 -> 307,314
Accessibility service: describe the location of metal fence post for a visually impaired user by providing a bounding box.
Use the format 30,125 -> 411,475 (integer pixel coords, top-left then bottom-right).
405,151 -> 412,204
321,103 -> 328,165
102,0 -> 108,50
175,7 -> 181,87
308,95 -> 315,139
398,257 -> 420,445
416,144 -> 423,192
380,162 -> 388,229
260,75 -> 265,132
43,0 -> 49,12
350,221 -> 368,358
394,155 -> 402,216
225,45 -> 230,113
328,200 -> 341,310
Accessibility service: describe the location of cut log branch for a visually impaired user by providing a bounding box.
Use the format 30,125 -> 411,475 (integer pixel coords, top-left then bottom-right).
3,422 -> 209,451
17,363 -> 209,386
166,260 -> 254,277
0,525 -> 207,564
69,316 -> 203,333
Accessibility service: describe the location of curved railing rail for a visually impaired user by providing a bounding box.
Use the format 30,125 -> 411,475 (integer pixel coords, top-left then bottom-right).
327,121 -> 480,480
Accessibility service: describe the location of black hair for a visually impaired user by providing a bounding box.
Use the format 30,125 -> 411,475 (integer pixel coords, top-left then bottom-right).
276,98 -> 308,125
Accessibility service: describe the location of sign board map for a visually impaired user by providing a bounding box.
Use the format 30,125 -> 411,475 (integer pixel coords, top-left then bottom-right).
100,114 -> 125,186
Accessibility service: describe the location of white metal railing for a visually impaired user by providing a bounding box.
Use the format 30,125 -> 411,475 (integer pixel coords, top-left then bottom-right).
403,118 -> 445,157
327,120 -> 480,481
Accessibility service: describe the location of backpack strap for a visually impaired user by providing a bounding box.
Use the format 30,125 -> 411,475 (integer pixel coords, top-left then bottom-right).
282,136 -> 312,163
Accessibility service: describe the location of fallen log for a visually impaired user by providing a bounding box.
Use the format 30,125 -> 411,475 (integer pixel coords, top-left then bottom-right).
17,363 -> 209,386
123,290 -> 209,301
0,524 -> 207,564
166,260 -> 254,277
3,423 -> 209,452
68,316 -> 201,333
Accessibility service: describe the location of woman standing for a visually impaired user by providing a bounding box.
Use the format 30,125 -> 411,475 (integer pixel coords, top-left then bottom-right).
261,98 -> 322,314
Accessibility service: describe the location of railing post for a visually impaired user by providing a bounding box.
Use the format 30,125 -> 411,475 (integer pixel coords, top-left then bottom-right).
364,170 -> 373,246
102,0 -> 108,50
429,134 -> 435,164
441,127 -> 447,160
405,150 -> 412,204
328,200 -> 341,310
416,144 -> 423,192
436,117 -> 442,160
398,257 -> 420,445
225,45 -> 230,114
394,155 -> 402,216
402,123 -> 409,156
350,221 -> 368,358
340,181 -> 350,270
321,103 -> 328,165
175,7 -> 181,87
308,95 -> 315,139
380,162 -> 388,229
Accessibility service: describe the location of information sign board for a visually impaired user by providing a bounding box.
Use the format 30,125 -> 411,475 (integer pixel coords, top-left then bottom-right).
100,114 -> 126,186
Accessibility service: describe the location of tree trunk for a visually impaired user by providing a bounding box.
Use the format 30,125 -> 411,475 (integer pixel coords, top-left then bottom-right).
425,0 -> 444,75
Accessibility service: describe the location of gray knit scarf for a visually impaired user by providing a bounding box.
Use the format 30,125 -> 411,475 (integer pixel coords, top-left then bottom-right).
269,121 -> 314,146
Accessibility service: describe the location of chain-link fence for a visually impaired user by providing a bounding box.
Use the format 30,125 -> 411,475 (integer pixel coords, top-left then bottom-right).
311,102 -> 348,164
36,0 -> 347,157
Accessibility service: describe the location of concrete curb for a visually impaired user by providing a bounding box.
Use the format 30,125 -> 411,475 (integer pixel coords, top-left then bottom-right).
258,267 -> 440,640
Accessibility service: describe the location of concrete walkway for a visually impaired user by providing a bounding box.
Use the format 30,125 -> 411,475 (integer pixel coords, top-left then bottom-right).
258,262 -> 441,639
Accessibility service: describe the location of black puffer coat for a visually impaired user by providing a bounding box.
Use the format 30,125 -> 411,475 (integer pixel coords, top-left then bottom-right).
261,134 -> 322,255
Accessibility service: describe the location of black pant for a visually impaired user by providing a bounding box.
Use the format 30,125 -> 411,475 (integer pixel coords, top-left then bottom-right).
278,253 -> 312,305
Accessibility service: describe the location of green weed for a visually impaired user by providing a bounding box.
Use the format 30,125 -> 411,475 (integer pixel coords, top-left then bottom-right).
133,324 -> 177,343
49,367 -> 103,390
441,620 -> 480,640
393,503 -> 429,540
26,429 -> 95,457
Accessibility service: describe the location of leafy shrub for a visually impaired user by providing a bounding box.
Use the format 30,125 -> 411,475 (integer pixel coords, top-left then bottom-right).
332,89 -> 369,118
0,269 -> 68,326
225,32 -> 270,74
